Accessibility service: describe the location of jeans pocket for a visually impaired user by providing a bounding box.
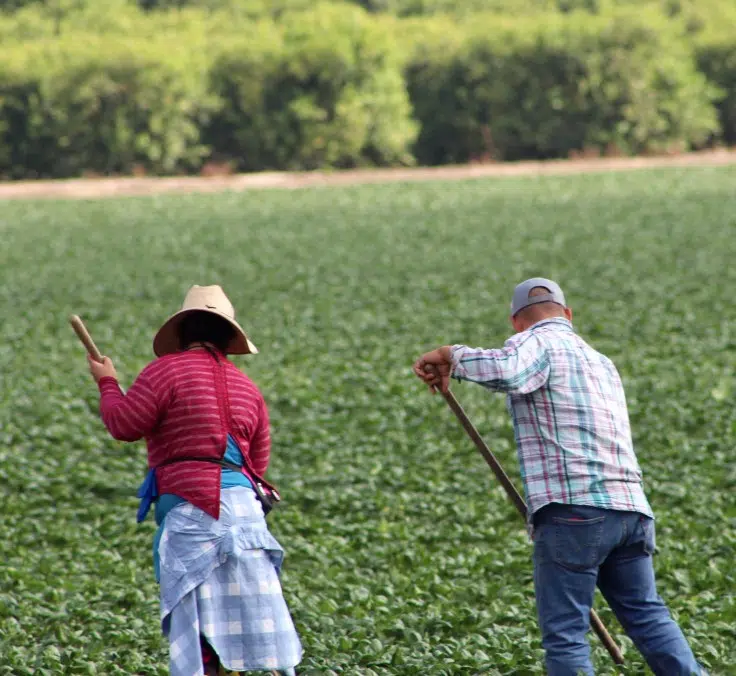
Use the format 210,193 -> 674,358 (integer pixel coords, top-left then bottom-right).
639,516 -> 656,555
550,515 -> 606,571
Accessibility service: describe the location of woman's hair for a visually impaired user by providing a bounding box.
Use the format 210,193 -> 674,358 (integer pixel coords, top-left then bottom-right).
178,311 -> 237,352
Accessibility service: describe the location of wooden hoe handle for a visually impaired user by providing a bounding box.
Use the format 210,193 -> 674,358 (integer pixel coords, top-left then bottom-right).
424,366 -> 625,665
69,315 -> 104,363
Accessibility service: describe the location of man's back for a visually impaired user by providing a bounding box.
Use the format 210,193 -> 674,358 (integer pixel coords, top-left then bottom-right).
451,317 -> 653,518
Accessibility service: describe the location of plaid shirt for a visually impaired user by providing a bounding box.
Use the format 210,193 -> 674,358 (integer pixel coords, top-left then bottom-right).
451,318 -> 653,520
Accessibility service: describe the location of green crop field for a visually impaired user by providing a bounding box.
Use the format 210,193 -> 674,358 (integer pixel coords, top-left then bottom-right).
1,166 -> 735,675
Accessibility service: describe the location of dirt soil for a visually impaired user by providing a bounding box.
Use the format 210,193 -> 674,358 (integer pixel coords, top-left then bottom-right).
1,149 -> 735,201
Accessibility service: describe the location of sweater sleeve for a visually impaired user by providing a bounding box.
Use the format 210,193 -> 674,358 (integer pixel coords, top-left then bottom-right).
249,396 -> 271,477
97,366 -> 161,442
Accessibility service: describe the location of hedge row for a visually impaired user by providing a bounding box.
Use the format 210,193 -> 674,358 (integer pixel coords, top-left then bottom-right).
0,4 -> 734,179
2,0 -> 734,19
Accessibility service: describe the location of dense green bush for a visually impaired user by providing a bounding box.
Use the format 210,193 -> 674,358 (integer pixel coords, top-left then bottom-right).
696,31 -> 736,145
0,1 -> 733,179
677,1 -> 736,145
0,0 -> 42,10
0,68 -> 41,176
349,0 -> 557,16
0,0 -> 100,15
136,0 -> 315,16
406,10 -> 720,165
339,0 -> 670,17
654,0 -> 736,35
360,0 -> 736,19
0,38 -> 216,178
207,5 -> 417,171
202,29 -> 284,170
0,0 -> 146,40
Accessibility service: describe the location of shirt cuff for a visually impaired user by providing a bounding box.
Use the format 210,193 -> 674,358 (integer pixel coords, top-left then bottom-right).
97,376 -> 120,392
450,344 -> 468,379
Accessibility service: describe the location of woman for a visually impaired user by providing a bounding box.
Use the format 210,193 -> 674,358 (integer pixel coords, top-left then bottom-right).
87,285 -> 302,676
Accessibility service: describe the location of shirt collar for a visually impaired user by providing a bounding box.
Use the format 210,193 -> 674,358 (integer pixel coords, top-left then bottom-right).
528,317 -> 574,332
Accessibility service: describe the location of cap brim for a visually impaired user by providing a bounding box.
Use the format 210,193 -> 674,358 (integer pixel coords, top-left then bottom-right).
153,308 -> 258,357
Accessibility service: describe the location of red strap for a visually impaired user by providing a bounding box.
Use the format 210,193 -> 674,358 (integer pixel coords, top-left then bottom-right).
208,349 -> 275,491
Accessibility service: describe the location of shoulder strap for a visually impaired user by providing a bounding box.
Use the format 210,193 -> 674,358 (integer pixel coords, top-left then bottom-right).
205,348 -> 275,491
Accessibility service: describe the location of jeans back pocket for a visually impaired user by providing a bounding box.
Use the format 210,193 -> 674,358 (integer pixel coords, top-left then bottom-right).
550,514 -> 606,571
638,515 -> 657,555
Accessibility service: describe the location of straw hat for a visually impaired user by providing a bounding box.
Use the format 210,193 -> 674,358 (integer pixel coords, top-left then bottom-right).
153,285 -> 258,357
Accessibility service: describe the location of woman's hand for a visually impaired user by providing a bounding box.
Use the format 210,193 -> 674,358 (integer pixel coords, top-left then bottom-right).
413,346 -> 453,393
88,354 -> 118,383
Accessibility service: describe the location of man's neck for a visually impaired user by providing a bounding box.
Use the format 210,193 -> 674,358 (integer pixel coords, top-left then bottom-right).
524,316 -> 571,331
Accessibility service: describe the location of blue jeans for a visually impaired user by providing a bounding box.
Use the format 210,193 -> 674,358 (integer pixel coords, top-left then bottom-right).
533,503 -> 703,676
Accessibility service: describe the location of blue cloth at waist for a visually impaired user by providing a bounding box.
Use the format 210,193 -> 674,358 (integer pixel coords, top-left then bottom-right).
136,434 -> 253,524
134,435 -> 254,582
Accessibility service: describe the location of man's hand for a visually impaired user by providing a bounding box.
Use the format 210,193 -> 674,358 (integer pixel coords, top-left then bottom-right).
88,354 -> 118,384
413,346 -> 453,393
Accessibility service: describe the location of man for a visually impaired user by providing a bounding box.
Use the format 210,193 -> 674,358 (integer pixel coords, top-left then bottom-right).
413,278 -> 704,676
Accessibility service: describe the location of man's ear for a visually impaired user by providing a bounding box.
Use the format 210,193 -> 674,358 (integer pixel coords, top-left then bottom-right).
511,314 -> 522,333
564,306 -> 573,322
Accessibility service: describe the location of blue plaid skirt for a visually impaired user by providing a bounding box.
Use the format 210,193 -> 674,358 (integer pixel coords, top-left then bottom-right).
158,487 -> 302,675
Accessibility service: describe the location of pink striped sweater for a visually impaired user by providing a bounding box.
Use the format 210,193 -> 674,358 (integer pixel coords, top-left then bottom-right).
97,348 -> 271,519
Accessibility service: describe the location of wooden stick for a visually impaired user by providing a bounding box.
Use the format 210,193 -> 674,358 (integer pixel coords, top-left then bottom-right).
69,315 -> 104,363
425,369 -> 625,665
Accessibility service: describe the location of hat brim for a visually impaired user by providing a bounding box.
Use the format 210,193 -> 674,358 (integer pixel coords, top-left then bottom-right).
153,308 -> 258,357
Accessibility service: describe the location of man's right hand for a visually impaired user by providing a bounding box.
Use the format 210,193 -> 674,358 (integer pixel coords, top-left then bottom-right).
413,346 -> 453,393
